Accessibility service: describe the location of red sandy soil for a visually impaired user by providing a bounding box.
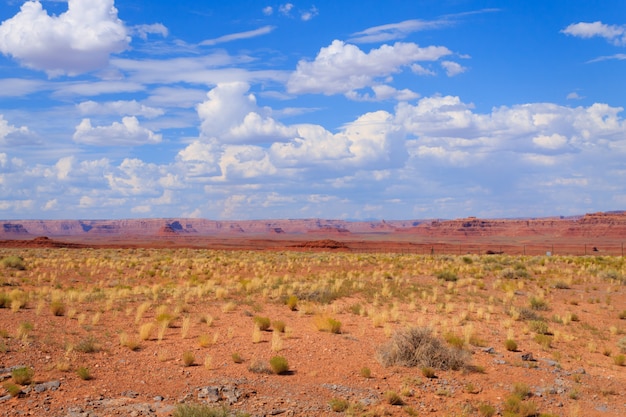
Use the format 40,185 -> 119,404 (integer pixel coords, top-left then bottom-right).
0,213 -> 625,417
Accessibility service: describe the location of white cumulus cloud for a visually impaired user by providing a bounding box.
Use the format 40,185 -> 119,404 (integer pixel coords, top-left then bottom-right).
197,82 -> 297,144
0,0 -> 130,76
287,40 -> 452,97
0,115 -> 38,145
562,21 -> 626,46
73,116 -> 162,146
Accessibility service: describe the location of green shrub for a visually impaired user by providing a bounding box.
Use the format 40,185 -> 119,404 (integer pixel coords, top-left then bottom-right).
1,256 -> 25,270
436,270 -> 458,282
50,301 -> 66,316
0,292 -> 9,308
329,398 -> 349,412
359,367 -> 371,378
529,297 -> 549,311
231,352 -> 243,364
285,295 -> 298,311
614,354 -> 625,366
503,393 -> 537,417
421,366 -> 436,378
253,316 -> 271,331
384,390 -> 403,405
269,356 -> 289,375
505,339 -> 518,352
182,351 -> 195,367
76,367 -> 92,380
444,333 -> 464,349
619,310 -> 626,320
314,316 -> 341,334
11,367 -> 33,385
534,334 -> 553,349
75,336 -> 99,353
3,382 -> 21,397
529,320 -> 550,335
272,320 -> 286,333
376,327 -> 468,371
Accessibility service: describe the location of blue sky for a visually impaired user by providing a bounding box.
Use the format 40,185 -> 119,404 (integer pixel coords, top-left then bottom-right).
0,0 -> 625,220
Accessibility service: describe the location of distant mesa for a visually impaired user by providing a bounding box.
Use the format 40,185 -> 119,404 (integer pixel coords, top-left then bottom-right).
2,223 -> 29,235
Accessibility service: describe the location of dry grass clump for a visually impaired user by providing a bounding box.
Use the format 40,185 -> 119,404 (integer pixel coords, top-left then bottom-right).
376,327 -> 468,370
313,315 -> 342,334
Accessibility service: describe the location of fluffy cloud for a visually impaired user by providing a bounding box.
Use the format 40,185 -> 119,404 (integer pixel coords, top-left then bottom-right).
441,61 -> 467,77
197,82 -> 297,144
73,117 -> 162,146
287,40 -> 452,97
0,115 -> 38,146
562,21 -> 626,46
0,0 -> 130,76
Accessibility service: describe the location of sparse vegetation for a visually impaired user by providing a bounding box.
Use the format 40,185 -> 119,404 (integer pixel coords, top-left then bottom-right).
182,351 -> 195,367
269,356 -> 290,375
253,316 -> 271,331
313,315 -> 342,334
173,403 -> 250,417
1,255 -> 26,270
76,366 -> 92,380
376,327 -> 468,370
11,366 -> 33,385
329,398 -> 349,412
0,247 -> 624,415
505,339 -> 518,351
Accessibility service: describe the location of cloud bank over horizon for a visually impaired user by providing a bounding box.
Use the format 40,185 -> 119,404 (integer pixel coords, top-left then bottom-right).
0,1 -> 625,220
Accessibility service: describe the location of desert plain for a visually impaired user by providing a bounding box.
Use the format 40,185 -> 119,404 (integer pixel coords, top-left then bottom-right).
0,213 -> 625,417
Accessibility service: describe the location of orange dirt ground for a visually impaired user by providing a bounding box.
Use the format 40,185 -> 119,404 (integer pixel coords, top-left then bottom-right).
0,226 -> 625,417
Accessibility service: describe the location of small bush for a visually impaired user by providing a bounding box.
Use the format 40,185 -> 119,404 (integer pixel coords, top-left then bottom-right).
619,310 -> 626,320
619,336 -> 626,353
272,320 -> 286,333
248,359 -> 272,374
505,339 -> 518,351
231,352 -> 243,364
421,366 -> 436,378
182,351 -> 195,367
436,270 -> 458,282
359,367 -> 371,378
1,256 -> 25,270
314,316 -> 341,334
329,398 -> 349,412
503,393 -> 537,417
478,403 -> 496,417
512,382 -> 531,399
3,382 -> 21,397
76,367 -> 92,380
614,354 -> 625,366
285,295 -> 299,311
269,356 -> 289,375
50,301 -> 66,316
253,316 -> 271,331
75,336 -> 99,353
444,333 -> 464,349
376,327 -> 468,371
534,334 -> 553,349
529,320 -> 550,335
11,367 -> 33,385
529,297 -> 549,311
384,390 -> 403,405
